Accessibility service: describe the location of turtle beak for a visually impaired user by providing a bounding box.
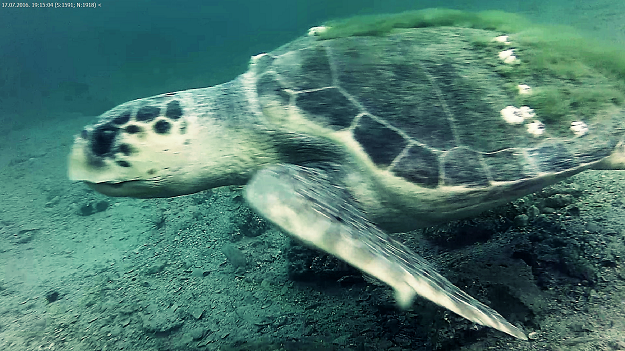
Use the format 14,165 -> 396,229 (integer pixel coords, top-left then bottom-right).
84,180 -> 158,198
84,181 -> 135,197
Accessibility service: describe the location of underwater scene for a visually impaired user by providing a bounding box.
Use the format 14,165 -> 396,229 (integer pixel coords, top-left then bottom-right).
2,0 -> 625,350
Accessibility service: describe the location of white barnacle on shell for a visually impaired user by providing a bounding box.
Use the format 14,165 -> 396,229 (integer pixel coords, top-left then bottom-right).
570,121 -> 589,136
493,35 -> 510,45
498,49 -> 518,64
501,106 -> 536,125
517,84 -> 532,95
308,26 -> 329,37
501,106 -> 525,124
519,106 -> 536,119
527,121 -> 545,136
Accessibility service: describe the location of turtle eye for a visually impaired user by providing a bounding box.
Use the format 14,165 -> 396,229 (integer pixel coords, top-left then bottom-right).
80,129 -> 89,139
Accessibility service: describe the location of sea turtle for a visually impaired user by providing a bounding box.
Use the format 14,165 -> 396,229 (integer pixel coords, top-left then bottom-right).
67,9 -> 625,341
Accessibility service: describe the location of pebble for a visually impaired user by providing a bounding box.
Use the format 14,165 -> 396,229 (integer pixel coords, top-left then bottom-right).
190,307 -> 204,320
514,214 -> 529,226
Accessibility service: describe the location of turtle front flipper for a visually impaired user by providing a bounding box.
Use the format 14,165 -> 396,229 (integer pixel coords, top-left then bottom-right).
244,164 -> 528,340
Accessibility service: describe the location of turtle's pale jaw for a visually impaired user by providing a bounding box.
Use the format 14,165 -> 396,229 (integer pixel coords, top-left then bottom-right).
82,167 -> 249,198
85,180 -> 172,198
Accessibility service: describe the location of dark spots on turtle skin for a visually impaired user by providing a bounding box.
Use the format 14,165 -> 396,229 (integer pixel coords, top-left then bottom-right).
153,119 -> 171,134
147,168 -> 157,175
112,111 -> 131,125
135,105 -> 160,122
353,115 -> 407,167
295,88 -> 359,130
86,154 -> 106,168
442,148 -> 489,187
91,123 -> 119,156
392,145 -> 439,188
125,124 -> 142,134
117,143 -> 133,156
116,160 -> 131,168
165,100 -> 183,120
179,121 -> 187,134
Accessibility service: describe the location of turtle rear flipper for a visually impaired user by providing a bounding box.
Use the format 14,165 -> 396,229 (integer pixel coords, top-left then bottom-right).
244,164 -> 528,340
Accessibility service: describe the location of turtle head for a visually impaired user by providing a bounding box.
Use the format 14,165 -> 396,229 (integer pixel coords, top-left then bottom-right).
68,90 -> 276,198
